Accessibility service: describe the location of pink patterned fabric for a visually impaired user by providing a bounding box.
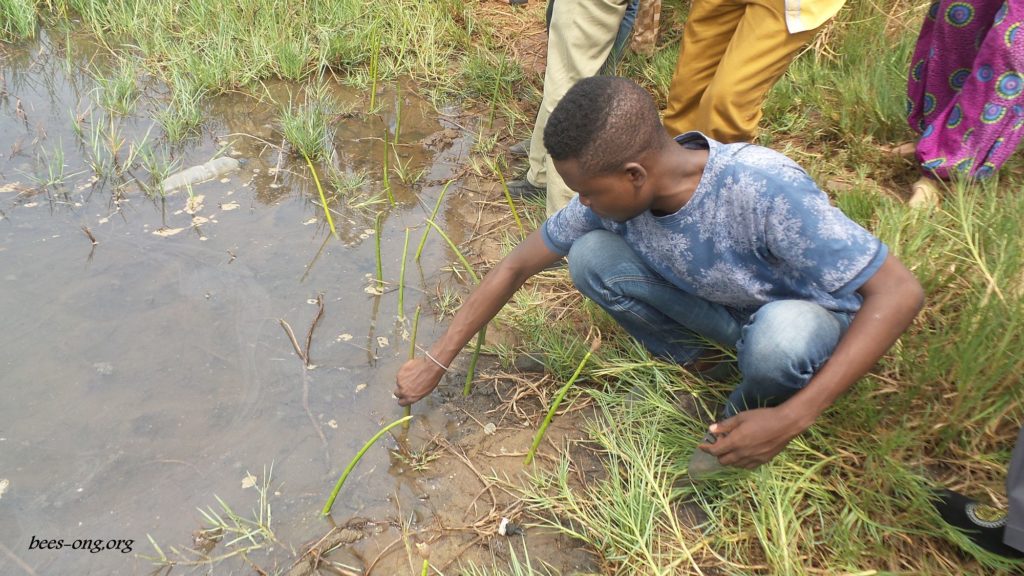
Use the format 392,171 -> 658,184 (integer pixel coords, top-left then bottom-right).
907,0 -> 1024,179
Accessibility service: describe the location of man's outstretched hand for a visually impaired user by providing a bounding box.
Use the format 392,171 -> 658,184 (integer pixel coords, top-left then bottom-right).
698,406 -> 809,469
393,357 -> 447,407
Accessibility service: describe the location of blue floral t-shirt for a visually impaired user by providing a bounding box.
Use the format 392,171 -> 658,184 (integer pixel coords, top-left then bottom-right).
540,132 -> 888,314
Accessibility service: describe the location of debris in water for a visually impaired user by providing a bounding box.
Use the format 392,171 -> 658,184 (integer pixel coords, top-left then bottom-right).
327,419 -> 338,429
220,201 -> 240,211
153,227 -> 185,237
184,194 -> 205,215
0,478 -> 9,499
93,362 -> 114,376
241,474 -> 257,489
483,422 -> 497,435
162,157 -> 241,193
376,336 -> 390,348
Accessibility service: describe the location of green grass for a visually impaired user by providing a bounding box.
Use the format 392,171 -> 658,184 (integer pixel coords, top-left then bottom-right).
154,72 -> 206,141
0,0 -> 36,41
501,2 -> 1024,573
91,58 -> 140,116
280,84 -> 337,162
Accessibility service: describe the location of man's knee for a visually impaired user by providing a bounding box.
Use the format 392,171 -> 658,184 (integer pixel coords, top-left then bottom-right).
568,230 -> 620,287
738,300 -> 845,387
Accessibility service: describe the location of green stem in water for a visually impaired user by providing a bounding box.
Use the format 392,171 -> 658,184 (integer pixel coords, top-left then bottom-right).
524,349 -> 595,466
375,212 -> 384,286
463,324 -> 487,396
398,228 -> 410,319
303,153 -> 338,239
321,415 -> 413,516
382,126 -> 394,206
415,180 -> 454,262
404,305 -> 421,424
425,219 -> 479,283
421,559 -> 430,576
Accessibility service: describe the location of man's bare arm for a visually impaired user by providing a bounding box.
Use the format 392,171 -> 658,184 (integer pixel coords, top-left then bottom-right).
394,230 -> 563,406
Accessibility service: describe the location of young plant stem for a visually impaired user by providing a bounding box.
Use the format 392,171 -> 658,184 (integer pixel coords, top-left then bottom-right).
369,32 -> 380,111
488,55 -> 505,128
382,125 -> 394,205
404,305 -> 421,423
463,324 -> 487,397
375,212 -> 384,286
398,228 -> 410,319
421,220 -> 487,393
415,180 -> 454,262
424,220 -> 479,283
394,92 -> 402,146
421,559 -> 429,576
524,337 -> 600,465
321,415 -> 413,516
496,166 -> 524,237
303,153 -> 338,239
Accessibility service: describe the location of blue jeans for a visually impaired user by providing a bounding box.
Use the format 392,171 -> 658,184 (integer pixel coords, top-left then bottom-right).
568,230 -> 853,418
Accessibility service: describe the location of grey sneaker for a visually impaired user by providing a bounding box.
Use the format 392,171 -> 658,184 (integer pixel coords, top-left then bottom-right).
505,179 -> 545,200
509,139 -> 530,158
686,431 -> 724,481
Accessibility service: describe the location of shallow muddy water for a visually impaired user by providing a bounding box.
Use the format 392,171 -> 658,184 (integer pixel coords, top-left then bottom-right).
0,32 -> 493,574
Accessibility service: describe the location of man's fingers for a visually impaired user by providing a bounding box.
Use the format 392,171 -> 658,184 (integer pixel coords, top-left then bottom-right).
710,415 -> 740,436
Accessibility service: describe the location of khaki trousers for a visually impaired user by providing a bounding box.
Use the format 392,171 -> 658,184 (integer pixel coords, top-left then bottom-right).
662,0 -> 820,143
527,0 -> 629,217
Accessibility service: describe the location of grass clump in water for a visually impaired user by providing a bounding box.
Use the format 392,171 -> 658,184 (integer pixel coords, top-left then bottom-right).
280,85 -> 337,162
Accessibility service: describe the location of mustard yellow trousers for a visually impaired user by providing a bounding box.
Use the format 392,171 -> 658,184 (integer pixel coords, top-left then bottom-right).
663,0 -> 821,143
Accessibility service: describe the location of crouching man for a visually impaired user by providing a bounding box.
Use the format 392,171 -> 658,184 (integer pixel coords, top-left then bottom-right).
395,76 -> 924,474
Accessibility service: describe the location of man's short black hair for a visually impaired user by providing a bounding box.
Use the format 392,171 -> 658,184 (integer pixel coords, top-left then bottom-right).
543,76 -> 666,175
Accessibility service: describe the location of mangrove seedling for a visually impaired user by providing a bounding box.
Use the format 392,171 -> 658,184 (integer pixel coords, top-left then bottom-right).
415,179 -> 454,262
321,415 -> 413,516
525,333 -> 601,466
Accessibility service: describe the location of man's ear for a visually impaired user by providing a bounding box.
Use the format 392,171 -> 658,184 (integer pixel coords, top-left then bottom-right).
623,162 -> 647,188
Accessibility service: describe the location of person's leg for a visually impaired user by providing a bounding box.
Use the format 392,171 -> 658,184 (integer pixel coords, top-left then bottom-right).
526,0 -> 628,213
688,0 -> 820,143
567,230 -> 742,364
724,300 -> 852,417
662,0 -> 745,137
1004,425 -> 1024,551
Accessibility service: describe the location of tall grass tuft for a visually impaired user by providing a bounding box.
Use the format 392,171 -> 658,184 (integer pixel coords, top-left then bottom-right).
155,74 -> 205,141
0,0 -> 35,41
92,58 -> 140,116
281,86 -> 336,162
